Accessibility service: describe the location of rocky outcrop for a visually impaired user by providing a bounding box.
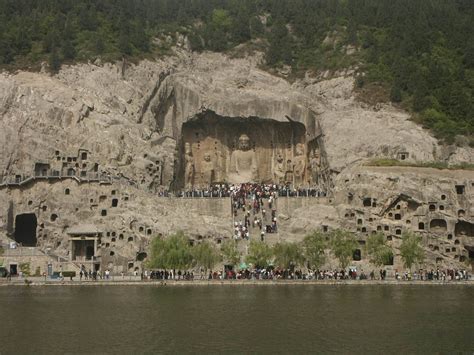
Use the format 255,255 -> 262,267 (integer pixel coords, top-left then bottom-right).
0,48 -> 472,274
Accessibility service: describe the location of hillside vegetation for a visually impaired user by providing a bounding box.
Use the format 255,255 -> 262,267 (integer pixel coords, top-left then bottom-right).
0,0 -> 472,143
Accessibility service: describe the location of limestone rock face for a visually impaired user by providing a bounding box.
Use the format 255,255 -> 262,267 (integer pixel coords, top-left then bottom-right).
0,49 -> 473,274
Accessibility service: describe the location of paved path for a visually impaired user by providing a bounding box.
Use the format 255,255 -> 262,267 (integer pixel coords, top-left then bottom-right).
1,277 -> 472,287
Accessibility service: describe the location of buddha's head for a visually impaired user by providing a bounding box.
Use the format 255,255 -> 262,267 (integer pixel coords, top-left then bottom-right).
204,153 -> 211,162
185,142 -> 192,154
312,148 -> 320,159
238,134 -> 251,151
296,143 -> 304,156
277,152 -> 284,162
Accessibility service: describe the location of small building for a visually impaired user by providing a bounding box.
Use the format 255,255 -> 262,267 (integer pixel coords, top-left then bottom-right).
67,224 -> 101,270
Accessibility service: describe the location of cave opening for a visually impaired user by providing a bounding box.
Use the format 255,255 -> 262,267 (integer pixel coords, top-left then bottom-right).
363,198 -> 372,207
455,221 -> 473,237
136,252 -> 147,261
352,249 -> 362,261
430,219 -> 447,232
14,213 -> 38,246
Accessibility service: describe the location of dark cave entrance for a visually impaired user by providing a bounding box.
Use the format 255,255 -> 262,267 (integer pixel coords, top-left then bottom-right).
14,213 -> 37,246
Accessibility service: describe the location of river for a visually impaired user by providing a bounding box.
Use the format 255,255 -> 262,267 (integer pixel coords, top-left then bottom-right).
0,285 -> 472,354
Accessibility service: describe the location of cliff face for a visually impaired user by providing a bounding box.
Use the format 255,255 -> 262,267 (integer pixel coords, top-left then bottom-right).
0,49 -> 472,273
1,50 -> 472,180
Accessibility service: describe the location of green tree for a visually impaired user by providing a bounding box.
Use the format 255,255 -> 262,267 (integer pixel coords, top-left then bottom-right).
221,239 -> 241,266
250,16 -> 264,38
231,8 -> 251,43
61,39 -> 76,61
399,232 -> 425,270
390,82 -> 402,103
273,242 -> 302,270
147,231 -> 193,270
366,233 -> 393,267
245,240 -> 273,269
48,48 -> 61,72
330,229 -> 358,269
192,240 -> 220,272
302,231 -> 327,270
266,18 -> 293,66
211,9 -> 232,30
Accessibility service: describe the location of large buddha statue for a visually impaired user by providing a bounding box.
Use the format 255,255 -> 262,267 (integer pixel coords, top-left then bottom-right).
200,152 -> 215,186
228,134 -> 258,183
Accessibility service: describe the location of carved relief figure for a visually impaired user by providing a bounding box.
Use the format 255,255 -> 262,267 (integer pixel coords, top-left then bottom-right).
309,148 -> 320,185
201,152 -> 215,186
229,134 -> 258,183
284,159 -> 293,183
293,143 -> 306,186
272,152 -> 286,184
184,142 -> 194,189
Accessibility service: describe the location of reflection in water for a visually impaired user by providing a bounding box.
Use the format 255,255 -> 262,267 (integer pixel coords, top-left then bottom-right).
0,285 -> 472,353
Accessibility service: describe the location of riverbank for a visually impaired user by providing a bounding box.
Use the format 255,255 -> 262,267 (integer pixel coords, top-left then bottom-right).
1,277 -> 473,287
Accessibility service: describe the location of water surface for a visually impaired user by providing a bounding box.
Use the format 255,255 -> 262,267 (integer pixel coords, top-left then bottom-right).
0,285 -> 472,354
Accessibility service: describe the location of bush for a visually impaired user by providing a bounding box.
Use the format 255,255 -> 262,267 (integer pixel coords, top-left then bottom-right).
19,262 -> 31,276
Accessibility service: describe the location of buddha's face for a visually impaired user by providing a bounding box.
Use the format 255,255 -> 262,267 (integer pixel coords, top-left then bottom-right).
185,143 -> 191,154
204,153 -> 211,162
296,144 -> 304,156
238,135 -> 250,150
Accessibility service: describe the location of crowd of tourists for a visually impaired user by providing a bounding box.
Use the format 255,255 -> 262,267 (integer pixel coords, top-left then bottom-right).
394,268 -> 469,281
231,183 -> 279,240
172,183 -> 327,198
137,267 -> 470,281
78,265 -> 111,281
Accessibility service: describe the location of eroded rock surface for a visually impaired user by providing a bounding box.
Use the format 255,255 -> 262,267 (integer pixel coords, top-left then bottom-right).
0,49 -> 472,274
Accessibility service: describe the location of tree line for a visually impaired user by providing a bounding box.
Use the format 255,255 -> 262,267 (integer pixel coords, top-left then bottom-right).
147,229 -> 426,272
1,0 -> 472,143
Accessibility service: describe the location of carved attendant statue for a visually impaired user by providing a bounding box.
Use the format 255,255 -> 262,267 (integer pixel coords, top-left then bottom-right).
184,142 -> 194,189
309,148 -> 320,185
272,152 -> 286,185
293,143 -> 306,187
229,134 -> 258,183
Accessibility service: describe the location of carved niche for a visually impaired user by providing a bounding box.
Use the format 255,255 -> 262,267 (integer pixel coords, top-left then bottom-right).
179,111 -> 322,188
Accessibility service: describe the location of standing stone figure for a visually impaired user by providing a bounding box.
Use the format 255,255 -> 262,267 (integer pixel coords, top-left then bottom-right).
201,152 -> 215,186
184,142 -> 194,189
293,143 -> 306,187
309,148 -> 320,185
229,134 -> 258,183
272,152 -> 286,185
